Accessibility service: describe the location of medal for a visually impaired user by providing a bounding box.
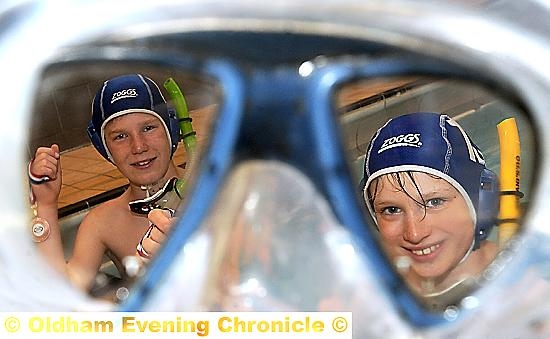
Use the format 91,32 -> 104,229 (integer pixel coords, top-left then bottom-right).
31,217 -> 51,243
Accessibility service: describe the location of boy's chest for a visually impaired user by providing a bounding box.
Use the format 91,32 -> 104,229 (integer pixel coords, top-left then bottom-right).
102,213 -> 151,261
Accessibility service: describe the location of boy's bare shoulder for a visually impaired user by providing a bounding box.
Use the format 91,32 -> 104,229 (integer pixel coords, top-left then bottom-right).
80,195 -> 128,227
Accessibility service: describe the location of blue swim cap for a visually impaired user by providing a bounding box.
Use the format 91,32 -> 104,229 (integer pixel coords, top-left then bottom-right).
87,74 -> 180,162
362,112 -> 499,249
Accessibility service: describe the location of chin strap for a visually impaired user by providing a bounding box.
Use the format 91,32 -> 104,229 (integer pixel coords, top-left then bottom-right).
457,238 -> 475,265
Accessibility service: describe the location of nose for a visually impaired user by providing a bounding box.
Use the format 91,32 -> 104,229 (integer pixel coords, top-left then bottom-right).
131,134 -> 148,154
402,209 -> 432,244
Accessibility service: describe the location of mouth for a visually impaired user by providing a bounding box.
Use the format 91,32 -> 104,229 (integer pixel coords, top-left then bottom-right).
131,157 -> 156,168
410,243 -> 440,256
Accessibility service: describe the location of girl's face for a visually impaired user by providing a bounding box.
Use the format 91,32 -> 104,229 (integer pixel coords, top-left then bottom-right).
368,172 -> 474,287
104,112 -> 172,187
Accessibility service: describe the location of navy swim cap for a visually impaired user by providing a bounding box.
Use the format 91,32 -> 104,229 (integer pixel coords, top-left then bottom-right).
362,112 -> 499,248
87,74 -> 180,162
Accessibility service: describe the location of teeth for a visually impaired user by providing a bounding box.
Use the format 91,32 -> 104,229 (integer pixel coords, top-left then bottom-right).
412,244 -> 439,256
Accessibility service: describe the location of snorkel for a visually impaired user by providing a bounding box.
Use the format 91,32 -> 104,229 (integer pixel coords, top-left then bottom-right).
129,78 -> 197,215
164,77 -> 198,193
497,118 -> 522,248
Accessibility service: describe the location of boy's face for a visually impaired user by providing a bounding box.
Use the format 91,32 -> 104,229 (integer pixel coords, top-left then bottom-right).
368,172 -> 474,287
104,112 -> 172,187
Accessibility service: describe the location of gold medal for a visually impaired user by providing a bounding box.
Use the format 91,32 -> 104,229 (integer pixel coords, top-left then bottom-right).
31,217 -> 51,243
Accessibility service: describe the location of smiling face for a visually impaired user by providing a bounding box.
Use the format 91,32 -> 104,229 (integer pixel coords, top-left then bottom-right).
368,171 -> 475,290
104,112 -> 173,187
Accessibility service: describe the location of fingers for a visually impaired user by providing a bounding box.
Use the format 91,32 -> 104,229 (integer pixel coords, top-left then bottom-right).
139,236 -> 162,258
137,209 -> 175,259
137,222 -> 167,259
51,144 -> 60,155
31,144 -> 61,180
148,224 -> 167,243
51,144 -> 61,176
148,209 -> 173,234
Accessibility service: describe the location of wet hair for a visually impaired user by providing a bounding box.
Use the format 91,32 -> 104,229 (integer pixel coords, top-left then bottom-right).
367,171 -> 445,222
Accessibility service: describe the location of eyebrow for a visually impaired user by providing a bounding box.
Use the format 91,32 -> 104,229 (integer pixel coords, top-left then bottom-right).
106,117 -> 160,134
372,199 -> 395,207
420,187 -> 456,197
373,186 -> 456,205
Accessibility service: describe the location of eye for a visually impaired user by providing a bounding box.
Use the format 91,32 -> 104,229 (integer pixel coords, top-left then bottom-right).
143,124 -> 158,132
425,197 -> 445,208
113,133 -> 127,141
380,206 -> 402,215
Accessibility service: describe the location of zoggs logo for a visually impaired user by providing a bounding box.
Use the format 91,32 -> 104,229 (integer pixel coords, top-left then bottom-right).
111,88 -> 138,103
378,133 -> 422,153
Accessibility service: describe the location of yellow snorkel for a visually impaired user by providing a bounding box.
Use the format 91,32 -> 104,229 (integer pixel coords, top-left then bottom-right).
497,118 -> 522,248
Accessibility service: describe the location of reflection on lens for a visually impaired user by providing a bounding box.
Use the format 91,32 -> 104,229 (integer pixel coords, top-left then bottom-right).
394,256 -> 412,274
27,61 -> 221,301
336,76 -> 535,312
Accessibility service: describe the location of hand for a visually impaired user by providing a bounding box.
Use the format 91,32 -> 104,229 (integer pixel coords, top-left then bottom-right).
136,209 -> 174,259
29,144 -> 62,206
